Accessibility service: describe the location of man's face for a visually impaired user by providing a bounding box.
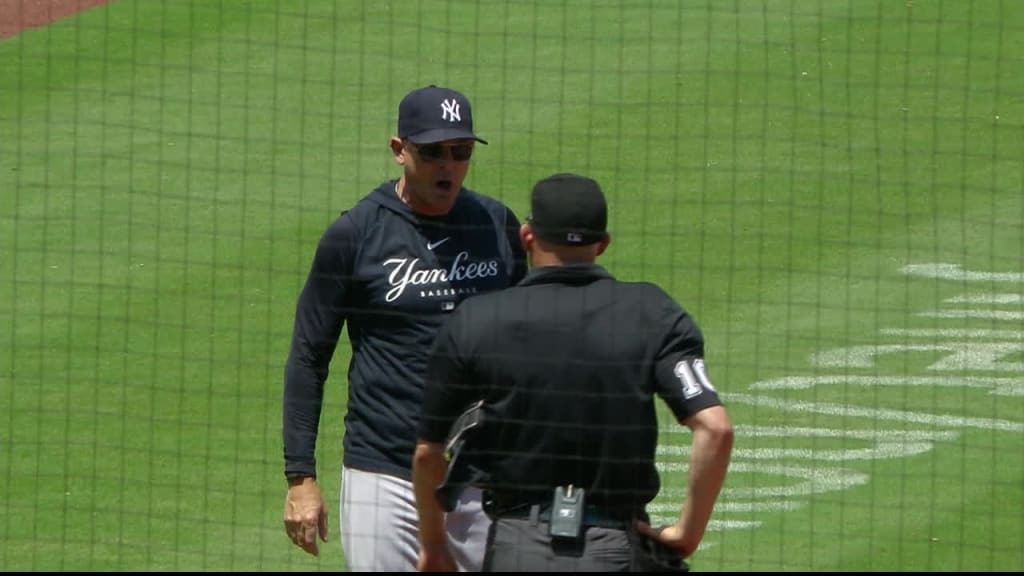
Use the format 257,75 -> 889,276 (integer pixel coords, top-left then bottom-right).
397,138 -> 475,206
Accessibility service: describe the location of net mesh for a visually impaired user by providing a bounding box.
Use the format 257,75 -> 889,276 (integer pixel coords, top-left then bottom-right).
1,0 -> 1022,571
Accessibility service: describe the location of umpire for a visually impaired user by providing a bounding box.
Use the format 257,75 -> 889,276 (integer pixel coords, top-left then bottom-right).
412,173 -> 734,571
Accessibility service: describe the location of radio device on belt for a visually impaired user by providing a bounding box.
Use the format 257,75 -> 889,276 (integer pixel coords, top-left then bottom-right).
549,484 -> 585,539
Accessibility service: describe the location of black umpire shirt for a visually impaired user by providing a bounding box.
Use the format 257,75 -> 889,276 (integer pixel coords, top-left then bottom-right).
283,180 -> 527,481
419,263 -> 723,515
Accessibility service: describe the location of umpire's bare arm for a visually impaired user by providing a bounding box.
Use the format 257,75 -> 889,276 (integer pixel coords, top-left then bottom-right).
636,404 -> 734,558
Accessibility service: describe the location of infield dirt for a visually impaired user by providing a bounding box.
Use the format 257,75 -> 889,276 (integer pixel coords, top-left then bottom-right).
1,0 -> 114,40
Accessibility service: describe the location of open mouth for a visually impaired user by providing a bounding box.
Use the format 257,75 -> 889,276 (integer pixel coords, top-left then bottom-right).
435,179 -> 453,192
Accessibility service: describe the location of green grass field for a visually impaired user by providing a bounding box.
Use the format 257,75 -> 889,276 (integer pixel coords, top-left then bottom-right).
2,0 -> 1022,571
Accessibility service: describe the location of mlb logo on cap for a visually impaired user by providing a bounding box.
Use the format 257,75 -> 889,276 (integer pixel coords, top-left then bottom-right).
398,85 -> 489,145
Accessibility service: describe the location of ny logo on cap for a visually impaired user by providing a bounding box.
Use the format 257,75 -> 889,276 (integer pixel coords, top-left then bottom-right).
441,98 -> 461,122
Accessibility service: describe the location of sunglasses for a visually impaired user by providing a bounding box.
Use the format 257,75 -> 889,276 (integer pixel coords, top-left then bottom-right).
407,141 -> 474,162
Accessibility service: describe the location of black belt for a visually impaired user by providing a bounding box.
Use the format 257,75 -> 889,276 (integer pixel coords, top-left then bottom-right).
487,502 -> 635,530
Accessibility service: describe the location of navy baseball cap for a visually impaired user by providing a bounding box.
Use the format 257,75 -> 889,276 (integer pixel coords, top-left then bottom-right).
528,173 -> 608,246
397,85 -> 488,145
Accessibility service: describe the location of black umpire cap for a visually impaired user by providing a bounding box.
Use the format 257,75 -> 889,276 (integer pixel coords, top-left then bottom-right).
528,173 -> 608,246
398,85 -> 488,145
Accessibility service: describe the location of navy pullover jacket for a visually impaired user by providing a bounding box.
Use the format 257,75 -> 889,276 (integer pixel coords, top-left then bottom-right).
283,180 -> 527,481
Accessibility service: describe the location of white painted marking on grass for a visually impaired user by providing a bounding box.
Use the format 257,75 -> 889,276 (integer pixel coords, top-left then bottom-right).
918,309 -> 1024,321
656,461 -> 869,498
900,263 -> 1024,283
673,264 -> 1024,547
810,343 -> 1024,372
722,392 -> 1024,432
661,425 -> 958,442
660,442 -> 940,461
728,462 -> 869,498
751,445 -> 935,460
658,427 -> 957,461
734,425 -> 957,441
646,518 -> 759,534
879,328 -> 1024,340
748,375 -> 1024,397
708,520 -> 762,531
652,426 -> 945,532
647,500 -> 801,513
947,293 -> 1024,304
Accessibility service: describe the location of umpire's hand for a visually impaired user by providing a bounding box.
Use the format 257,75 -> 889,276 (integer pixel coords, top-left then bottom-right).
634,521 -> 697,559
284,477 -> 328,556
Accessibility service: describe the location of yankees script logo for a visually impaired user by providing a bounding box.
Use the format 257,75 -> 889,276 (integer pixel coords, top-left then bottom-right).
441,99 -> 461,122
383,251 -> 499,302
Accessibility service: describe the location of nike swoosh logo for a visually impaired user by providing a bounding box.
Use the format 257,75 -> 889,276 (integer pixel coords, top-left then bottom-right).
427,237 -> 450,251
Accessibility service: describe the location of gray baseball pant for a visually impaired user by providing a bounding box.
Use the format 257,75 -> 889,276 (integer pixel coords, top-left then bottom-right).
340,466 -> 490,572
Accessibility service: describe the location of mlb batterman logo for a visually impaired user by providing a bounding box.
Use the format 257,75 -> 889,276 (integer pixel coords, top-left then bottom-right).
441,98 -> 461,122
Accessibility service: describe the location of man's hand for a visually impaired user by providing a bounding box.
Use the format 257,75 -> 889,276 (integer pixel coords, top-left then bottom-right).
413,441 -> 454,571
417,543 -> 457,572
634,519 -> 698,559
283,476 -> 328,556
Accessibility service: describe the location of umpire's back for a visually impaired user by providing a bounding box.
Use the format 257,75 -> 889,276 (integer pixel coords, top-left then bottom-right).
417,173 -> 728,572
449,263 -> 704,515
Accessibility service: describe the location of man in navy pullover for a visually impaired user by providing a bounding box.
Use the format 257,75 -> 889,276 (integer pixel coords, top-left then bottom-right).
282,85 -> 526,571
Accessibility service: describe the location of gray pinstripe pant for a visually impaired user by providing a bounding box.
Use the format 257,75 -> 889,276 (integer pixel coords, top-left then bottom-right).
340,466 -> 490,572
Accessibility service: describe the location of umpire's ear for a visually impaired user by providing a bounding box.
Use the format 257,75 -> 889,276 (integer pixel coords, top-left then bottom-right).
595,233 -> 611,256
519,222 -> 534,253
